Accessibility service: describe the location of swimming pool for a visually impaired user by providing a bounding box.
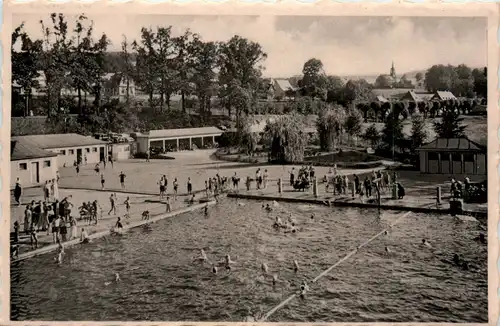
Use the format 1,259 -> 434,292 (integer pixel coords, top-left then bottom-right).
10,199 -> 487,322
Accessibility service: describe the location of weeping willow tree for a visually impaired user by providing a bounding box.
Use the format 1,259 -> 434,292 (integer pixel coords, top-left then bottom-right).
263,114 -> 308,163
316,105 -> 347,151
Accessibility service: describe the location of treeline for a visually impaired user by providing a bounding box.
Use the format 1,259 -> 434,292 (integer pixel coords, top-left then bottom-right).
12,13 -> 267,133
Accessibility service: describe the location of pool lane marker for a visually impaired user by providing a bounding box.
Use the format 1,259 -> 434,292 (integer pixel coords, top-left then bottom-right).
258,210 -> 412,322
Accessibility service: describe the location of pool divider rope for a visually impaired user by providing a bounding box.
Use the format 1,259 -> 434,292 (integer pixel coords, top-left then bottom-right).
258,210 -> 412,322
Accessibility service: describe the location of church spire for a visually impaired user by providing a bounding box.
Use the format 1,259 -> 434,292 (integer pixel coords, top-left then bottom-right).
390,61 -> 397,80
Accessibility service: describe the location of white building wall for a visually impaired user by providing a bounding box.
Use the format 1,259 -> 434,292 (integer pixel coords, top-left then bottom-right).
10,156 -> 58,188
110,143 -> 131,161
136,137 -> 150,153
48,145 -> 106,167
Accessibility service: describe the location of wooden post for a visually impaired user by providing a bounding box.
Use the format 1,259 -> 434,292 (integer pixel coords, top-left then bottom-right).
436,186 -> 441,204
278,178 -> 282,194
392,183 -> 398,199
313,177 -> 318,198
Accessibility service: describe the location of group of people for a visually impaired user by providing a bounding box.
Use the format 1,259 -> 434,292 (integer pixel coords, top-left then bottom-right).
289,165 -> 316,186
451,177 -> 487,202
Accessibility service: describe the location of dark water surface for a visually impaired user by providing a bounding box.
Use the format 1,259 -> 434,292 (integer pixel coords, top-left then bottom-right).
11,199 -> 487,322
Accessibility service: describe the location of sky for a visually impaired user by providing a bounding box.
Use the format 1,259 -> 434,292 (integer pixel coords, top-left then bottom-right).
12,14 -> 487,78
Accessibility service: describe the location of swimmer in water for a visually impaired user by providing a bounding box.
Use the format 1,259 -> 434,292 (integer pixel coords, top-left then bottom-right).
212,264 -> 218,274
385,246 -> 391,254
272,274 -> 278,287
55,247 -> 64,265
224,255 -> 235,270
194,249 -> 209,264
384,230 -> 389,235
421,239 -> 433,249
310,214 -> 314,220
115,273 -> 121,282
265,204 -> 272,212
293,260 -> 299,273
261,262 -> 269,274
299,281 -> 309,299
474,232 -> 487,244
284,223 -> 297,234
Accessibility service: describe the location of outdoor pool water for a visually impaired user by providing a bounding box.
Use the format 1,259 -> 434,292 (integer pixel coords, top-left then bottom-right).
11,199 -> 487,322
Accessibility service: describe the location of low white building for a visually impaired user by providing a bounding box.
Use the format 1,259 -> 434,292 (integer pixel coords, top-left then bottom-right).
10,138 -> 58,188
12,134 -> 108,167
136,127 -> 223,153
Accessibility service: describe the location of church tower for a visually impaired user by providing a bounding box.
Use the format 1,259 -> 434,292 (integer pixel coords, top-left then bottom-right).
390,61 -> 397,81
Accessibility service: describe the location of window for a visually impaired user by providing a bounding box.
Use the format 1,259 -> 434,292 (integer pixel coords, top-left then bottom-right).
43,160 -> 51,168
69,149 -> 74,155
124,146 -> 130,152
428,152 -> 439,161
86,148 -> 90,153
92,147 -> 98,152
19,163 -> 27,170
60,150 -> 66,155
464,153 -> 475,162
452,153 -> 462,162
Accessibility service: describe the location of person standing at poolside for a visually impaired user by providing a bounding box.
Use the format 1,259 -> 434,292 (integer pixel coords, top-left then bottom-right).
95,163 -> 100,175
158,176 -> 166,199
187,177 -> 193,195
43,181 -> 50,202
14,178 -> 22,206
289,167 -> 295,186
173,178 -> 179,201
30,225 -> 38,249
119,171 -> 126,189
165,196 -> 172,213
76,163 -> 80,176
69,215 -> 78,240
263,169 -> 269,189
100,173 -> 105,190
24,205 -> 32,235
124,197 -> 131,218
108,193 -> 117,215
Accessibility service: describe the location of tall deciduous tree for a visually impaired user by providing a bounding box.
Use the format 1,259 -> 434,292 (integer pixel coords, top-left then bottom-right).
133,28 -> 158,107
381,105 -> 405,155
189,37 -> 218,121
344,107 -> 363,146
410,113 -> 427,151
433,106 -> 466,138
218,35 -> 267,122
264,114 -> 308,163
12,23 -> 43,116
316,105 -> 346,151
120,35 -> 135,104
300,58 -> 327,99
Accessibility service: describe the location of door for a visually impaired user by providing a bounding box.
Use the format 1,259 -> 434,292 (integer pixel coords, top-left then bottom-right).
77,148 -> 82,164
100,147 -> 105,162
31,162 -> 39,184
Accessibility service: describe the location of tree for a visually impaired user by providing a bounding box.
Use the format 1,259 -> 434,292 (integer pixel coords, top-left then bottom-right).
173,30 -> 196,112
410,113 -> 427,151
264,114 -> 308,163
362,124 -> 380,148
374,75 -> 392,89
300,58 -> 327,99
472,67 -> 487,98
39,13 -> 73,118
424,64 -> 457,93
12,23 -> 43,116
316,105 -> 346,151
342,79 -> 373,104
120,35 -> 135,104
381,107 -> 405,155
189,38 -> 218,121
217,35 -> 267,119
133,28 -> 159,107
415,72 -> 423,84
344,107 -> 363,146
433,106 -> 466,138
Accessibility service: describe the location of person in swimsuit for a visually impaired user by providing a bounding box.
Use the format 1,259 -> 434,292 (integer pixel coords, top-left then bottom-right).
165,197 -> 172,213
115,217 -> 123,230
119,171 -> 126,189
108,194 -> 117,215
187,177 -> 192,195
100,174 -> 105,190
173,178 -> 179,201
124,197 -> 131,218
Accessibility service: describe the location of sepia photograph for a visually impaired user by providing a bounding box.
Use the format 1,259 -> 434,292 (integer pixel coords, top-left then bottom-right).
6,5 -> 493,323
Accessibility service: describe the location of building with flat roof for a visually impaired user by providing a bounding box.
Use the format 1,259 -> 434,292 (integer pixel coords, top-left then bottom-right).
416,137 -> 486,175
10,138 -> 58,188
12,134 -> 108,167
135,127 -> 223,153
